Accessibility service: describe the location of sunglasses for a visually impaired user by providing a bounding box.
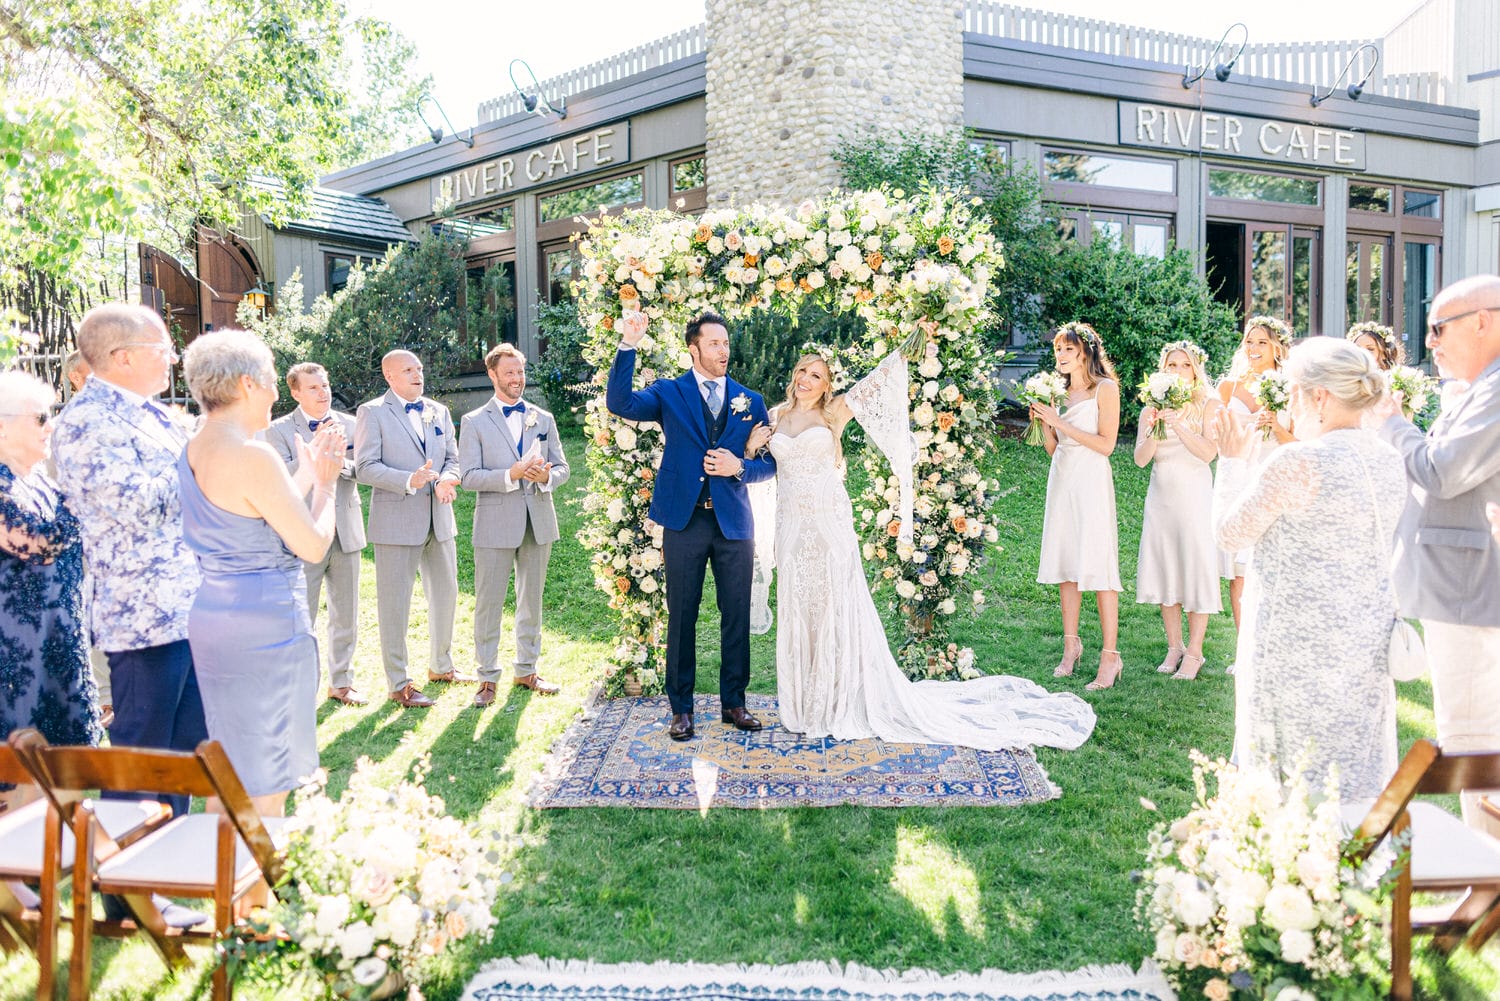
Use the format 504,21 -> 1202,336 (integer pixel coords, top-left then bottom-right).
1428,307 -> 1494,341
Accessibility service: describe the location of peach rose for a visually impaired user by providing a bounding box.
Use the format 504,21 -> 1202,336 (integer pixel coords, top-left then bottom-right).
743,253 -> 758,267
444,911 -> 468,939
886,519 -> 903,537
775,277 -> 794,293
951,516 -> 968,533
594,430 -> 610,447
855,288 -> 874,303
936,412 -> 956,432
599,316 -> 614,331
618,284 -> 639,302
798,278 -> 813,293
937,236 -> 955,255
694,224 -> 711,242
615,577 -> 631,594
865,251 -> 884,270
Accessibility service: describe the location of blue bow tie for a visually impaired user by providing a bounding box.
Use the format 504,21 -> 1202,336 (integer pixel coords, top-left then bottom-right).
404,401 -> 424,414
502,401 -> 526,418
307,417 -> 327,432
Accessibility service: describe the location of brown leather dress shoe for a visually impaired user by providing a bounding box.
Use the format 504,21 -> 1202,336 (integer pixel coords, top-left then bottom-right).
668,713 -> 695,740
427,670 -> 478,684
472,682 -> 497,708
721,706 -> 763,732
389,683 -> 436,708
512,673 -> 560,695
326,687 -> 370,706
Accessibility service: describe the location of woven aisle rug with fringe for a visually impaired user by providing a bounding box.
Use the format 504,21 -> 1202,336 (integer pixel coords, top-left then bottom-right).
462,957 -> 1177,1001
529,693 -> 1061,809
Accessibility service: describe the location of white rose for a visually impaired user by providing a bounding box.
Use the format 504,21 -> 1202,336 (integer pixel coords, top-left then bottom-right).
1295,850 -> 1336,893
828,211 -> 847,230
834,244 -> 863,272
863,543 -> 876,560
923,380 -> 939,399
640,577 -> 658,594
893,232 -> 916,252
351,957 -> 389,988
335,920 -> 376,961
1172,882 -> 1215,928
639,548 -> 663,571
895,580 -> 917,599
1262,883 -> 1317,932
939,598 -> 956,614
913,402 -> 935,426
1172,931 -> 1205,965
1279,928 -> 1315,964
1275,988 -> 1318,1001
314,894 -> 352,938
615,426 -> 638,450
806,269 -> 826,289
1154,924 -> 1178,960
912,550 -> 927,564
376,894 -> 422,948
940,384 -> 960,403
363,827 -> 417,878
917,358 -> 942,378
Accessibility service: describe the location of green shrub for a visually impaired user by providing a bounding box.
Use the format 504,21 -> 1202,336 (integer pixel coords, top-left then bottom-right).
534,297 -> 593,424
728,303 -> 864,402
1041,239 -> 1240,422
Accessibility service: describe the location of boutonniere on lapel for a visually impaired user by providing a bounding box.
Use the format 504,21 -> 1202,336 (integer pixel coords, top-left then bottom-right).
524,410 -> 539,429
421,406 -> 437,427
730,392 -> 751,417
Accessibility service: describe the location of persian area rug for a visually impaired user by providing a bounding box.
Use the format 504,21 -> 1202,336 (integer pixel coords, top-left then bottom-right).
462,957 -> 1177,1001
528,693 -> 1061,810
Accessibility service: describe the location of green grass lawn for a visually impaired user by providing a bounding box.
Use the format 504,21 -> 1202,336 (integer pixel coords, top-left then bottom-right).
4,429 -> 1496,999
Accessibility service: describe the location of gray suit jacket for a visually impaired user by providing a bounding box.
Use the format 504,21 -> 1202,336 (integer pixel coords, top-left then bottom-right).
354,390 -> 460,545
262,409 -> 366,553
460,399 -> 570,548
1378,355 -> 1500,627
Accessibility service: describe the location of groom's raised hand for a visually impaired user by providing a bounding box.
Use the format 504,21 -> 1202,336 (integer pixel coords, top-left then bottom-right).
619,310 -> 649,347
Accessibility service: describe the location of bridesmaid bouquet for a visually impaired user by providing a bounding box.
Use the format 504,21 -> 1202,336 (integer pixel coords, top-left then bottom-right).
1252,371 -> 1290,441
1013,370 -> 1067,446
1387,365 -> 1439,429
1137,372 -> 1194,440
1136,752 -> 1391,1001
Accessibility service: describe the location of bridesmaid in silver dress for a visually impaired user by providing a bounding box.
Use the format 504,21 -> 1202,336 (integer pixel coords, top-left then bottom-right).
1133,342 -> 1221,681
1211,317 -> 1294,672
1032,323 -> 1124,691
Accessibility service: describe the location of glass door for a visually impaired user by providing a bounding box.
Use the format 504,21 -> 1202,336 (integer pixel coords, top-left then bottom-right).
1401,238 -> 1439,366
1345,233 -> 1393,330
1243,224 -> 1319,335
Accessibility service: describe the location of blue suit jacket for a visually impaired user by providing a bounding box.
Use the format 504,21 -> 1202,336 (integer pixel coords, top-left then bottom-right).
606,348 -> 775,539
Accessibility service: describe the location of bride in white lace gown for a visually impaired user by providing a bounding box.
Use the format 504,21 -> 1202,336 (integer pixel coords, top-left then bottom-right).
745,352 -> 1096,751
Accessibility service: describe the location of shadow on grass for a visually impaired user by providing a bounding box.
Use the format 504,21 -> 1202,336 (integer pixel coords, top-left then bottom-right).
425,686 -> 533,819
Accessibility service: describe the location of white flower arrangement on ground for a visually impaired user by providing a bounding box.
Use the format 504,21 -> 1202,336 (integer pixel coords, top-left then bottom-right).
1012,370 -> 1067,447
1137,372 -> 1195,440
232,757 -> 500,1000
1386,365 -> 1440,430
1135,751 -> 1391,1001
1252,370 -> 1291,442
573,188 -> 1007,691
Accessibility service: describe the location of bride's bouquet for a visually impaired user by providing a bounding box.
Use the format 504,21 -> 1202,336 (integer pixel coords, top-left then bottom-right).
1013,370 -> 1067,446
1136,752 -> 1391,1001
1137,372 -> 1195,440
1387,365 -> 1439,429
1252,371 -> 1290,441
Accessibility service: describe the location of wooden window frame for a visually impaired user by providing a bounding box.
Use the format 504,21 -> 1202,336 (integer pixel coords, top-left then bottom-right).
534,170 -> 646,244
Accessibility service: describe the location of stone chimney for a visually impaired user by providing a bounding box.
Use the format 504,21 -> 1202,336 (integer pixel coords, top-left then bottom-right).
704,0 -> 965,207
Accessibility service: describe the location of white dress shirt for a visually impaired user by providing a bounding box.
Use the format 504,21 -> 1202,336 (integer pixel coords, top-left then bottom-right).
495,396 -> 551,493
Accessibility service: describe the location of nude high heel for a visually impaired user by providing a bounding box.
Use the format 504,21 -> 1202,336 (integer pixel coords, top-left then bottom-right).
1156,645 -> 1185,674
1086,649 -> 1123,690
1172,652 -> 1205,681
1053,635 -> 1083,677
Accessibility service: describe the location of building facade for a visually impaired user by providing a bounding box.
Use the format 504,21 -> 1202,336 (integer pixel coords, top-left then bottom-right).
299,0 -> 1499,370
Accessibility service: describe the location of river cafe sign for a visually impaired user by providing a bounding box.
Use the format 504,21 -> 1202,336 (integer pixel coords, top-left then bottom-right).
1118,102 -> 1367,172
432,125 -> 630,208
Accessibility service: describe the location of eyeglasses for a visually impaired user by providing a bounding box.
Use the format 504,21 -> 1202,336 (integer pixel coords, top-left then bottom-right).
115,341 -> 180,361
1428,307 -> 1495,341
0,412 -> 50,427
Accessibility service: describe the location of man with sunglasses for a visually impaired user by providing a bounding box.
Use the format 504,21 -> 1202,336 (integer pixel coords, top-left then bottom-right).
1375,273 -> 1500,838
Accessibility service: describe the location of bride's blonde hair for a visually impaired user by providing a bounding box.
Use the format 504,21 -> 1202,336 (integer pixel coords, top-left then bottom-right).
775,353 -> 843,467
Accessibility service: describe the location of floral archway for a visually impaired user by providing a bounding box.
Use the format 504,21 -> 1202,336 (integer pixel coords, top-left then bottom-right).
572,188 -> 1007,697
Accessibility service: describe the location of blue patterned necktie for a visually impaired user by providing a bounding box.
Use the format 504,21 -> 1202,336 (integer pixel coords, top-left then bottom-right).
704,380 -> 722,419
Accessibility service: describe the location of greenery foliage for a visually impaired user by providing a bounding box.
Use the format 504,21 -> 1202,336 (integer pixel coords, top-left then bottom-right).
240,231 -> 510,410
1043,239 -> 1240,422
0,0 -> 429,289
534,298 -> 594,424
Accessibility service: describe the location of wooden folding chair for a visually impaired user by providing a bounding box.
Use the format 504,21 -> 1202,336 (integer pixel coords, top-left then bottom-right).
10,730 -> 288,1001
1346,739 -> 1500,1001
0,737 -> 169,1001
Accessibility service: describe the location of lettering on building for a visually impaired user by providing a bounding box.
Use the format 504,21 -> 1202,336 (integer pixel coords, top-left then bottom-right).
432,125 -> 630,209
1118,103 -> 1366,171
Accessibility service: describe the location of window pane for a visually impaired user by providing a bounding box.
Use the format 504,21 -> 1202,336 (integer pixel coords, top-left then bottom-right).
436,204 -> 514,240
546,249 -> 577,304
671,158 -> 706,192
1250,230 -> 1287,319
1402,189 -> 1441,218
1134,223 -> 1167,259
1044,151 -> 1174,192
328,256 -> 353,296
1403,241 -> 1439,364
1349,184 -> 1391,213
1091,219 -> 1123,245
1366,242 -> 1384,323
1345,241 -> 1360,331
1292,235 -> 1314,336
970,140 -> 1010,168
1054,216 -> 1079,242
1209,169 -> 1319,206
538,174 -> 644,224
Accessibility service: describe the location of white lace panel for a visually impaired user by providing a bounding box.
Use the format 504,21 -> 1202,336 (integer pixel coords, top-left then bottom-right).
845,350 -> 915,546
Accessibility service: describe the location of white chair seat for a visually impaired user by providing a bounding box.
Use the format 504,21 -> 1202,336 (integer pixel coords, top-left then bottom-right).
0,798 -> 166,879
1343,800 -> 1500,887
97,814 -> 287,892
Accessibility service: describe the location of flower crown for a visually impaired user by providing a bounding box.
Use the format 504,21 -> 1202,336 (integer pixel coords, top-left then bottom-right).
1244,315 -> 1293,347
1345,321 -> 1399,354
800,341 -> 849,391
1160,340 -> 1209,371
1054,321 -> 1100,347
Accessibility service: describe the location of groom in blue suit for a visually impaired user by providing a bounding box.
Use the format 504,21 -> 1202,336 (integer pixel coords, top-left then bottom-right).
607,311 -> 776,739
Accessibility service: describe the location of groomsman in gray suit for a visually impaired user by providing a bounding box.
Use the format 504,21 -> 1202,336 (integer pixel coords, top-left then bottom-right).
460,343 -> 570,707
355,350 -> 470,708
263,362 -> 368,705
1375,273 -> 1500,837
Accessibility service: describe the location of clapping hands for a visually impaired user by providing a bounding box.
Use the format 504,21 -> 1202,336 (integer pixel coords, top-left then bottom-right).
297,423 -> 346,488
509,453 -> 552,484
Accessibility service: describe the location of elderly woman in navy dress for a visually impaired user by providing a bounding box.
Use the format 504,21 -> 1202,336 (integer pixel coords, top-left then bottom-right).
0,371 -> 100,809
179,331 -> 345,815
1031,322 -> 1125,692
1134,342 -> 1221,681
